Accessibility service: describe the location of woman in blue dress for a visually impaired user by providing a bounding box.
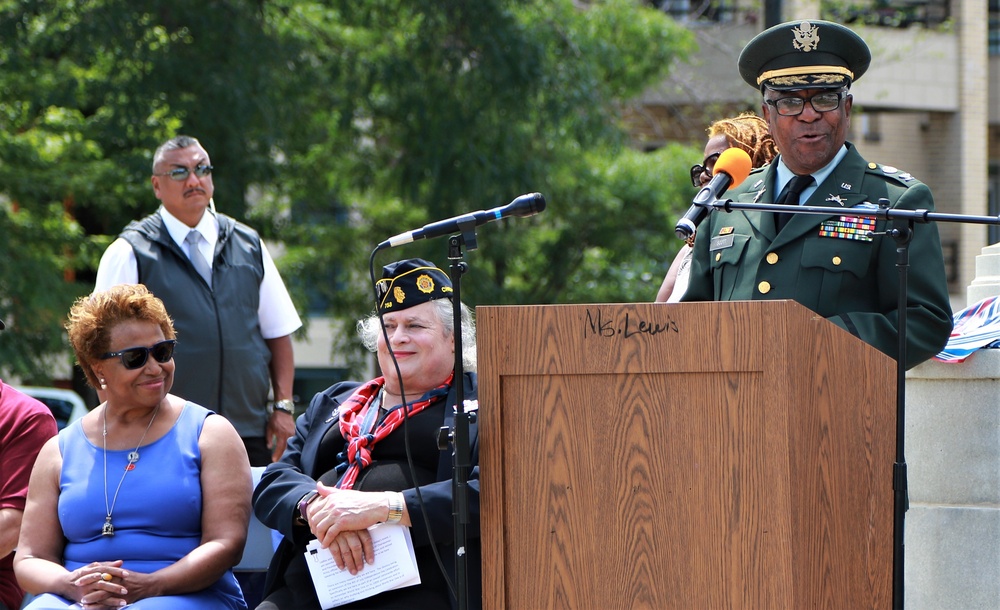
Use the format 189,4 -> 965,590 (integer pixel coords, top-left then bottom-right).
14,284 -> 251,609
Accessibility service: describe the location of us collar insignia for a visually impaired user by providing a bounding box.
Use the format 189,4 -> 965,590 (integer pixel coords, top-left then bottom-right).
826,194 -> 847,206
719,226 -> 735,235
791,22 -> 820,53
840,182 -> 852,190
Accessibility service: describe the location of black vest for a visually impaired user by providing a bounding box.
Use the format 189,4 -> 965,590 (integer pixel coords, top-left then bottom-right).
120,213 -> 271,437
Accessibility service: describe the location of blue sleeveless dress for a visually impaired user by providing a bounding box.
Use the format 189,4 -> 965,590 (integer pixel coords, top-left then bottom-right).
24,402 -> 246,609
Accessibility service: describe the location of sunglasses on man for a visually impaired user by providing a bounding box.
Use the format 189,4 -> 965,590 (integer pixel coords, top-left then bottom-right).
100,339 -> 177,370
153,165 -> 213,182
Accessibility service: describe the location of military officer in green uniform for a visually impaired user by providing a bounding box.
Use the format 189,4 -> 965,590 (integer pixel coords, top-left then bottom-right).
682,20 -> 952,369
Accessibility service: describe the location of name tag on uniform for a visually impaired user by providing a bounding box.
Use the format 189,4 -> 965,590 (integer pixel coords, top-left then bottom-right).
710,234 -> 735,251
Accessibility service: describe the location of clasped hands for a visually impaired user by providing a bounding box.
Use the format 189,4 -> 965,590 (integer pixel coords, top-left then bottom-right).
300,482 -> 389,575
68,560 -> 129,608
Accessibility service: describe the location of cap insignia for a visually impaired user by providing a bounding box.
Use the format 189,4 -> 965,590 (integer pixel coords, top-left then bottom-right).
393,285 -> 406,305
416,273 -> 435,294
792,22 -> 820,53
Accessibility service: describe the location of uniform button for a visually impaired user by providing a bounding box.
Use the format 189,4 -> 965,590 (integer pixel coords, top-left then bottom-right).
766,252 -> 779,265
758,281 -> 771,294
715,252 -> 721,262
832,256 -> 842,265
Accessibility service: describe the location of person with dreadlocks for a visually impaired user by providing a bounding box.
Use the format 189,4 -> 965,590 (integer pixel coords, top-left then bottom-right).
252,258 -> 481,610
656,112 -> 777,302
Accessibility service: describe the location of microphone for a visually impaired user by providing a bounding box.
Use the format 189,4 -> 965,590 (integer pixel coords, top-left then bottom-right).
378,192 -> 546,249
674,148 -> 752,241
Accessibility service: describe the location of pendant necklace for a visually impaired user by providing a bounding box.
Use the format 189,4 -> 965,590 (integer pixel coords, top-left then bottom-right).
102,402 -> 160,536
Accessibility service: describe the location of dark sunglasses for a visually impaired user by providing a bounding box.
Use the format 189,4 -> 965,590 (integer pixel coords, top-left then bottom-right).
154,165 -> 213,182
100,339 -> 177,370
689,152 -> 721,187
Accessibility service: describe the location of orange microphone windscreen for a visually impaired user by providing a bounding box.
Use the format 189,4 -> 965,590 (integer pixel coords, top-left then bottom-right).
713,147 -> 753,189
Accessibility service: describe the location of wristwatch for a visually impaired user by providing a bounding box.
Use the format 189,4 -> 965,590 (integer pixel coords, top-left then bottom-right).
297,491 -> 320,525
270,399 -> 295,416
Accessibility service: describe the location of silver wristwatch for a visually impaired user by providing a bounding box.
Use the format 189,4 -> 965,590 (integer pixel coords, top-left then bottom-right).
270,399 -> 295,416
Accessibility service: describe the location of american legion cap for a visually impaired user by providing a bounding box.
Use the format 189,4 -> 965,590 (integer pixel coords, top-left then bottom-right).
739,20 -> 871,91
375,258 -> 453,314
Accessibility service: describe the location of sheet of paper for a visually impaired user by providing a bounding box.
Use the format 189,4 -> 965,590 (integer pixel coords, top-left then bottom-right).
304,523 -> 420,609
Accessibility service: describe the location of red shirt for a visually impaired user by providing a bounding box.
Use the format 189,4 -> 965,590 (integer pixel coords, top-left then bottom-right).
0,381 -> 58,610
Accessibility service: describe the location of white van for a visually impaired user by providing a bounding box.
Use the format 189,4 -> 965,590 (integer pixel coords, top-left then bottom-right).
20,386 -> 89,430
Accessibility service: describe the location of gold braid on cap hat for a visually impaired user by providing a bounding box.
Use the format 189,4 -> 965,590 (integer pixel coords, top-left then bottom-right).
757,65 -> 854,86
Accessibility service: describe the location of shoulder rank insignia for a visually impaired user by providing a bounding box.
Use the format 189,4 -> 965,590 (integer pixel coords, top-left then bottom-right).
881,165 -> 898,174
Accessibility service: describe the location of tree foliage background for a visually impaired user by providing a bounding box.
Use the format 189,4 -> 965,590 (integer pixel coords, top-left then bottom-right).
0,0 -> 701,383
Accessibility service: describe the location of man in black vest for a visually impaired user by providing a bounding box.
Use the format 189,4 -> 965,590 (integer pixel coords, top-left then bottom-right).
95,135 -> 302,465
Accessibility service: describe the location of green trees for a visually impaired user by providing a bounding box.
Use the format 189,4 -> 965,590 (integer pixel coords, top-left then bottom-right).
0,0 -> 698,381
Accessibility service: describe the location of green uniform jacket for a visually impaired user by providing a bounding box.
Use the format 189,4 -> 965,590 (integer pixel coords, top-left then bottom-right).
681,143 -> 952,369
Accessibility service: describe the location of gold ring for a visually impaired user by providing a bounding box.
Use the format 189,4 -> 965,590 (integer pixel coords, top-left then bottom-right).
101,573 -> 112,582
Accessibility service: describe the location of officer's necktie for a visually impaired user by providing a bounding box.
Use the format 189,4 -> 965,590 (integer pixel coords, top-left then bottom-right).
774,174 -> 815,232
184,229 -> 213,288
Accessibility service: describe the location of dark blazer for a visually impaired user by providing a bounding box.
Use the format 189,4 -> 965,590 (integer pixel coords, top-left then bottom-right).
253,372 -> 480,609
682,143 -> 952,369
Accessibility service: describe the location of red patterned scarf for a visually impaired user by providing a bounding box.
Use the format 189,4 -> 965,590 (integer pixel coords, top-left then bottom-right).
336,373 -> 454,489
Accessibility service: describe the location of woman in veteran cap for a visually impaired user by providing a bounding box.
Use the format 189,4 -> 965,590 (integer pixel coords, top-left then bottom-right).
253,258 -> 480,609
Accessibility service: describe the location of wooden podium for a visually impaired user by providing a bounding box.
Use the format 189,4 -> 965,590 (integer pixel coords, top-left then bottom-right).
476,301 -> 895,609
